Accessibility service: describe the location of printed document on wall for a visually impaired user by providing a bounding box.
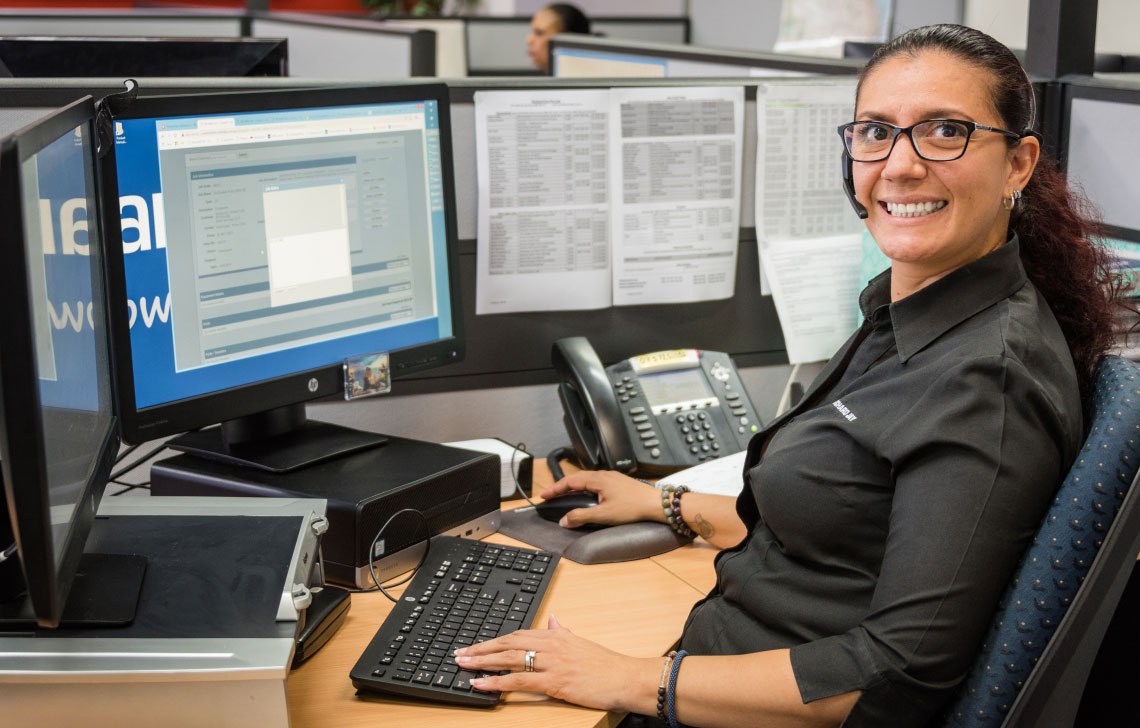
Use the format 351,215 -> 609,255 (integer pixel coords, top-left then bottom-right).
754,81 -> 862,241
760,234 -> 862,364
474,90 -> 612,314
610,86 -> 745,306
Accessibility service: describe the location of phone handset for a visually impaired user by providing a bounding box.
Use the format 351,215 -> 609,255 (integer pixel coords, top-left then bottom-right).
551,337 -> 637,473
841,151 -> 868,219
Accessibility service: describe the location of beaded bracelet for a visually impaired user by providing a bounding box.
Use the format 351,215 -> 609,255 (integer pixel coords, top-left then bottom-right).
656,650 -> 677,722
660,484 -> 695,538
666,649 -> 690,728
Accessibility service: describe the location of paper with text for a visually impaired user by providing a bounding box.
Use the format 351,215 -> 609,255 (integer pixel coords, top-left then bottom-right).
475,90 -> 612,313
760,234 -> 863,364
754,81 -> 863,242
610,86 -> 744,306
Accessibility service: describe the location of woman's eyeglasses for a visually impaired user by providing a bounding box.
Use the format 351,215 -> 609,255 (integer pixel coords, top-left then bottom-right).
837,119 -> 1025,162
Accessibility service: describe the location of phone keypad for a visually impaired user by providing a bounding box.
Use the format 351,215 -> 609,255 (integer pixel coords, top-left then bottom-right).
673,412 -> 722,460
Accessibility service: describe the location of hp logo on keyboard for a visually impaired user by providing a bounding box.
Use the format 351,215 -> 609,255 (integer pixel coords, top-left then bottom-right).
405,597 -> 417,602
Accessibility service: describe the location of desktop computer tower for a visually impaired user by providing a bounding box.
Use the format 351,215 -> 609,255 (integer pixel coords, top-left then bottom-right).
152,435 -> 502,588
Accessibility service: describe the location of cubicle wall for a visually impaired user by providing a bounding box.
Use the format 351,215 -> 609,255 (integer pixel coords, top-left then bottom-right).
465,17 -> 690,76
0,9 -> 437,80
550,35 -> 862,78
0,9 -> 246,37
248,13 -> 435,78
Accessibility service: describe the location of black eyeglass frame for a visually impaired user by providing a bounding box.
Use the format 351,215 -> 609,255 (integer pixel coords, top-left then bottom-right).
837,118 -> 1028,163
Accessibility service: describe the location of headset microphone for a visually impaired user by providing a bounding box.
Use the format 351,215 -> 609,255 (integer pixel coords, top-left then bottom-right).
841,151 -> 868,219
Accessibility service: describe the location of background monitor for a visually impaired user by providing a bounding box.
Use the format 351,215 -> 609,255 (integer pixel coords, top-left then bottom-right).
0,97 -> 140,629
100,83 -> 463,472
1063,79 -> 1140,243
0,37 -> 288,78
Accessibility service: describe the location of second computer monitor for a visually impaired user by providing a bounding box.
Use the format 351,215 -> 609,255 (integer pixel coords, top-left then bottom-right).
100,84 -> 463,470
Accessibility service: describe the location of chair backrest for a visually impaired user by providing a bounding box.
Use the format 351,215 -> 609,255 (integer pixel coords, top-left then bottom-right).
941,355 -> 1140,728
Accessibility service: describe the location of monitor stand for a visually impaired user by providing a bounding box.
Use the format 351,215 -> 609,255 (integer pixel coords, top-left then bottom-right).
167,403 -> 386,473
0,553 -> 146,628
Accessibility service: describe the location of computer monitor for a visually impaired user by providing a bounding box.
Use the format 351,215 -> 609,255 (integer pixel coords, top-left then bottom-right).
0,97 -> 144,629
99,83 -> 463,472
1063,79 -> 1140,243
0,36 -> 288,78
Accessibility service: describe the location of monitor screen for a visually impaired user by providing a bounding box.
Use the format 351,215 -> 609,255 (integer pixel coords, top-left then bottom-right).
100,84 -> 463,468
0,36 -> 288,78
553,48 -> 668,78
1065,88 -> 1140,242
0,97 -> 120,628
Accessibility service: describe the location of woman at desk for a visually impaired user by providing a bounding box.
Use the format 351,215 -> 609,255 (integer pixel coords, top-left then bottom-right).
455,24 -> 1124,728
526,3 -> 590,74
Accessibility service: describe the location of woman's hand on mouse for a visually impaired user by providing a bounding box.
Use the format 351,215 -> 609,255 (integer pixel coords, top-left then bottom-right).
541,470 -> 662,528
454,615 -> 659,712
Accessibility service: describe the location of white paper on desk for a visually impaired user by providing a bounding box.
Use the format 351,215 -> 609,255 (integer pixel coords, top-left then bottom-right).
754,81 -> 863,242
609,86 -> 745,306
657,450 -> 747,497
759,234 -> 863,364
474,90 -> 612,314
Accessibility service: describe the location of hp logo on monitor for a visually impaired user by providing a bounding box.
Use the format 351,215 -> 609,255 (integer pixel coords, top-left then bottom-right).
308,378 -> 319,393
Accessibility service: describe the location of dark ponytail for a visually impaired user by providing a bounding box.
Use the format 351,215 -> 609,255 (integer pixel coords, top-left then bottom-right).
858,24 -> 1126,401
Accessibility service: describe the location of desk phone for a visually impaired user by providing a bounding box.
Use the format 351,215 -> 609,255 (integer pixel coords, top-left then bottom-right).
552,337 -> 761,477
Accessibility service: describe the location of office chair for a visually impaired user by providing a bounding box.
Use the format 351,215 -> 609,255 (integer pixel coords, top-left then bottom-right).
942,355 -> 1140,727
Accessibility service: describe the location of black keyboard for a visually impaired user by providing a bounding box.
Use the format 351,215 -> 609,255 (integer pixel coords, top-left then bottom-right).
349,535 -> 560,707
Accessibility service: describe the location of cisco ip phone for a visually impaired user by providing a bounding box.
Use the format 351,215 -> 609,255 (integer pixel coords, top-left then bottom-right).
552,337 -> 762,477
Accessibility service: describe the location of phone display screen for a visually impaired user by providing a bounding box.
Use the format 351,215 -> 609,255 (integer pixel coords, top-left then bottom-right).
638,368 -> 713,409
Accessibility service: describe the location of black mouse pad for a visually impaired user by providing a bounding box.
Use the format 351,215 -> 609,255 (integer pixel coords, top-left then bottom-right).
500,507 -> 690,564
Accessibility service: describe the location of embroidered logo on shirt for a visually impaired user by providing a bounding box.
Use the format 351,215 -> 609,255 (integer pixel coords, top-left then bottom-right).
832,399 -> 857,422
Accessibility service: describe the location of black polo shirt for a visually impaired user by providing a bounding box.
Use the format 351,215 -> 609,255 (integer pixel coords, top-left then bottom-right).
679,237 -> 1082,727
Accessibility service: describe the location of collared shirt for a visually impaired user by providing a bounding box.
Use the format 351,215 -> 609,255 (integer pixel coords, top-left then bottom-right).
679,237 -> 1083,727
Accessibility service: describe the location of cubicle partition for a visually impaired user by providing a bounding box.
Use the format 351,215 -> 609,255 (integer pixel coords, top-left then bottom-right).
550,34 -> 862,78
465,16 -> 690,76
0,9 -> 246,37
0,9 -> 437,80
248,12 -> 435,78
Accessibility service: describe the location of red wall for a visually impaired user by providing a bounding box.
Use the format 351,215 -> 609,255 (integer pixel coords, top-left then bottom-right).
0,2 -> 368,12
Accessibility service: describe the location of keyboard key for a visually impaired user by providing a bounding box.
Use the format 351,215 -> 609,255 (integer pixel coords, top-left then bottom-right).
413,671 -> 435,684
432,672 -> 454,688
453,671 -> 477,692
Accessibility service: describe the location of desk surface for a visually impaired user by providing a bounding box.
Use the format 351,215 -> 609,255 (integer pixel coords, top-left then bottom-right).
286,462 -> 719,728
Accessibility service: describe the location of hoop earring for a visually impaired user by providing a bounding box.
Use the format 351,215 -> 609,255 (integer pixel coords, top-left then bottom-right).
1002,188 -> 1022,211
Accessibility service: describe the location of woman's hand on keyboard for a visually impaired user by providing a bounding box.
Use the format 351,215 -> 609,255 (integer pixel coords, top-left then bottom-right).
540,470 -> 663,529
454,615 -> 660,713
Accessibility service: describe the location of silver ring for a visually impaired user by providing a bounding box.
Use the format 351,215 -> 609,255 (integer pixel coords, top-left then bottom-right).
524,650 -> 536,672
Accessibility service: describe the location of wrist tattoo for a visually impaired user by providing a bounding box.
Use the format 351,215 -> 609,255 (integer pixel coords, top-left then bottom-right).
693,513 -> 715,539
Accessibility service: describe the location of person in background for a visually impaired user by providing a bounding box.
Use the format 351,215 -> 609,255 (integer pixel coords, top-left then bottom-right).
454,24 -> 1124,727
526,3 -> 590,74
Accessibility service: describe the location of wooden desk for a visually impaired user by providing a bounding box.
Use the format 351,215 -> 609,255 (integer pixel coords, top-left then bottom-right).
287,460 -> 720,727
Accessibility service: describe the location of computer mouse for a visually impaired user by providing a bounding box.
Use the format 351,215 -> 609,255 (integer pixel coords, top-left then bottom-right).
534,491 -> 600,524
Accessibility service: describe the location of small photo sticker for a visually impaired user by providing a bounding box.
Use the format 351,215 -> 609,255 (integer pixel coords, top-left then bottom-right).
344,351 -> 391,400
